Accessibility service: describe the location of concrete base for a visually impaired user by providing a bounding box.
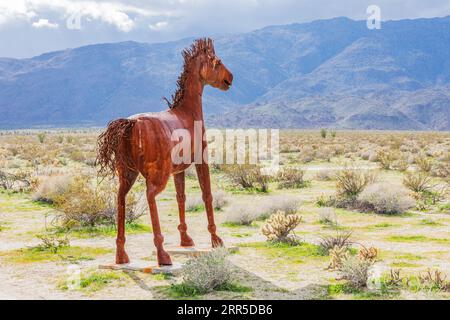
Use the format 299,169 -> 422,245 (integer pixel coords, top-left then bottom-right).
99,260 -> 183,275
161,246 -> 239,257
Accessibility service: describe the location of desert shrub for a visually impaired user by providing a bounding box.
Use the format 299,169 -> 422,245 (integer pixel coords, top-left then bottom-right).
184,165 -> 197,178
377,149 -> 396,170
330,130 -> 336,138
276,168 -> 308,189
358,183 -> 415,215
383,269 -> 404,289
328,246 -> 349,270
224,196 -> 299,225
180,248 -> 233,294
68,150 -> 86,162
314,170 -> 333,181
37,133 -> 46,143
415,154 -> 433,172
224,203 -> 259,225
319,231 -> 353,254
402,171 -> 433,193
431,162 -> 449,178
320,128 -> 327,138
392,157 -> 409,171
223,164 -> 270,192
186,196 -> 204,212
316,194 -> 335,207
213,190 -> 229,210
335,168 -> 377,199
0,170 -> 32,191
358,246 -> 378,262
261,211 -> 301,244
266,196 -> 300,215
35,233 -> 70,253
418,269 -> 450,292
317,207 -> 338,225
32,175 -> 73,203
53,176 -> 145,228
337,255 -> 373,288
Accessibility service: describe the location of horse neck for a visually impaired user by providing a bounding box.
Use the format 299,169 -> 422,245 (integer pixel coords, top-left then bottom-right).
175,66 -> 204,122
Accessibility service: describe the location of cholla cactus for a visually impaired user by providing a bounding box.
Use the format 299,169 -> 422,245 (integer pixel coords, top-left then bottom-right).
358,246 -> 378,262
328,245 -> 350,270
261,211 -> 301,243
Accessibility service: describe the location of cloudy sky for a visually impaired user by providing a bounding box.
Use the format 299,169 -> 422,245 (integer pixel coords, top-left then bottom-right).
1,0 -> 449,58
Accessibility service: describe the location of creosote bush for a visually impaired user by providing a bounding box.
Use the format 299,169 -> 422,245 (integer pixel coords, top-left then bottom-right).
358,183 -> 415,215
224,196 -> 300,226
317,207 -> 338,225
32,174 -> 73,203
222,164 -> 270,192
53,175 -> 145,228
213,190 -> 229,210
186,196 -> 204,212
180,248 -> 233,294
261,211 -> 301,244
337,255 -> 374,288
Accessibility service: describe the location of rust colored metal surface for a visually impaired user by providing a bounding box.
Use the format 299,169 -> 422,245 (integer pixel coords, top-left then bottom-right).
96,38 -> 233,266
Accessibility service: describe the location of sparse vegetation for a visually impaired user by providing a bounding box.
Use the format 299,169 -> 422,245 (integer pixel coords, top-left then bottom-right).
335,167 -> 377,199
0,129 -> 449,299
276,168 -> 308,189
319,231 -> 353,254
358,183 -> 415,215
177,248 -> 236,295
402,171 -> 433,193
261,211 -> 302,244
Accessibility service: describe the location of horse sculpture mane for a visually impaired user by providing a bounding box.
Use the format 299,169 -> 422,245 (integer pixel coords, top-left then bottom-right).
96,38 -> 233,266
165,38 -> 216,109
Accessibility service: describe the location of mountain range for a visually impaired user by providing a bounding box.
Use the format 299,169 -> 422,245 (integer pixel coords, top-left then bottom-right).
0,16 -> 449,130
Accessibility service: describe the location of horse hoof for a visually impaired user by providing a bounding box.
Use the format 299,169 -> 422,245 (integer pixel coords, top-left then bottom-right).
211,235 -> 224,248
157,250 -> 172,266
115,252 -> 130,265
180,234 -> 195,247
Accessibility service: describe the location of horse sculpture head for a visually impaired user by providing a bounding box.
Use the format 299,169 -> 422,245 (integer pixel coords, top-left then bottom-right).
197,39 -> 233,91
166,38 -> 233,109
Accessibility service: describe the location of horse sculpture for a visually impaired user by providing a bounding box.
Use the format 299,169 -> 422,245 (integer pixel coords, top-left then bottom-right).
96,38 -> 233,266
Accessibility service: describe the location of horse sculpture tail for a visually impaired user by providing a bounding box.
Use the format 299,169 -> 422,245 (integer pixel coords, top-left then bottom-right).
96,118 -> 136,177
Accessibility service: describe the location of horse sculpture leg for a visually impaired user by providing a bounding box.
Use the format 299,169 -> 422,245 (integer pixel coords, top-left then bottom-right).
174,171 -> 195,247
116,168 -> 138,264
146,183 -> 172,266
195,163 -> 223,247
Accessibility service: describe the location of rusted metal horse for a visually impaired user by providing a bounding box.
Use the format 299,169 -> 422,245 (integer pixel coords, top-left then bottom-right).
96,38 -> 233,266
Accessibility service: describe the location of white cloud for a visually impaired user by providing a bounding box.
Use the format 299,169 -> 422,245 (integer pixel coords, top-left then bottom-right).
149,21 -> 168,30
0,0 -> 176,32
32,18 -> 58,28
0,0 -> 36,26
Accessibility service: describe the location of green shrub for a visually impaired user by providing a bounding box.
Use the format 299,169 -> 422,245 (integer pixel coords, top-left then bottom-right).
180,248 -> 234,294
37,133 -> 46,143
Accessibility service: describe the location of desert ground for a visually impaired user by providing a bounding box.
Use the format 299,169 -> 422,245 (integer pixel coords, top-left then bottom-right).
0,129 -> 449,300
